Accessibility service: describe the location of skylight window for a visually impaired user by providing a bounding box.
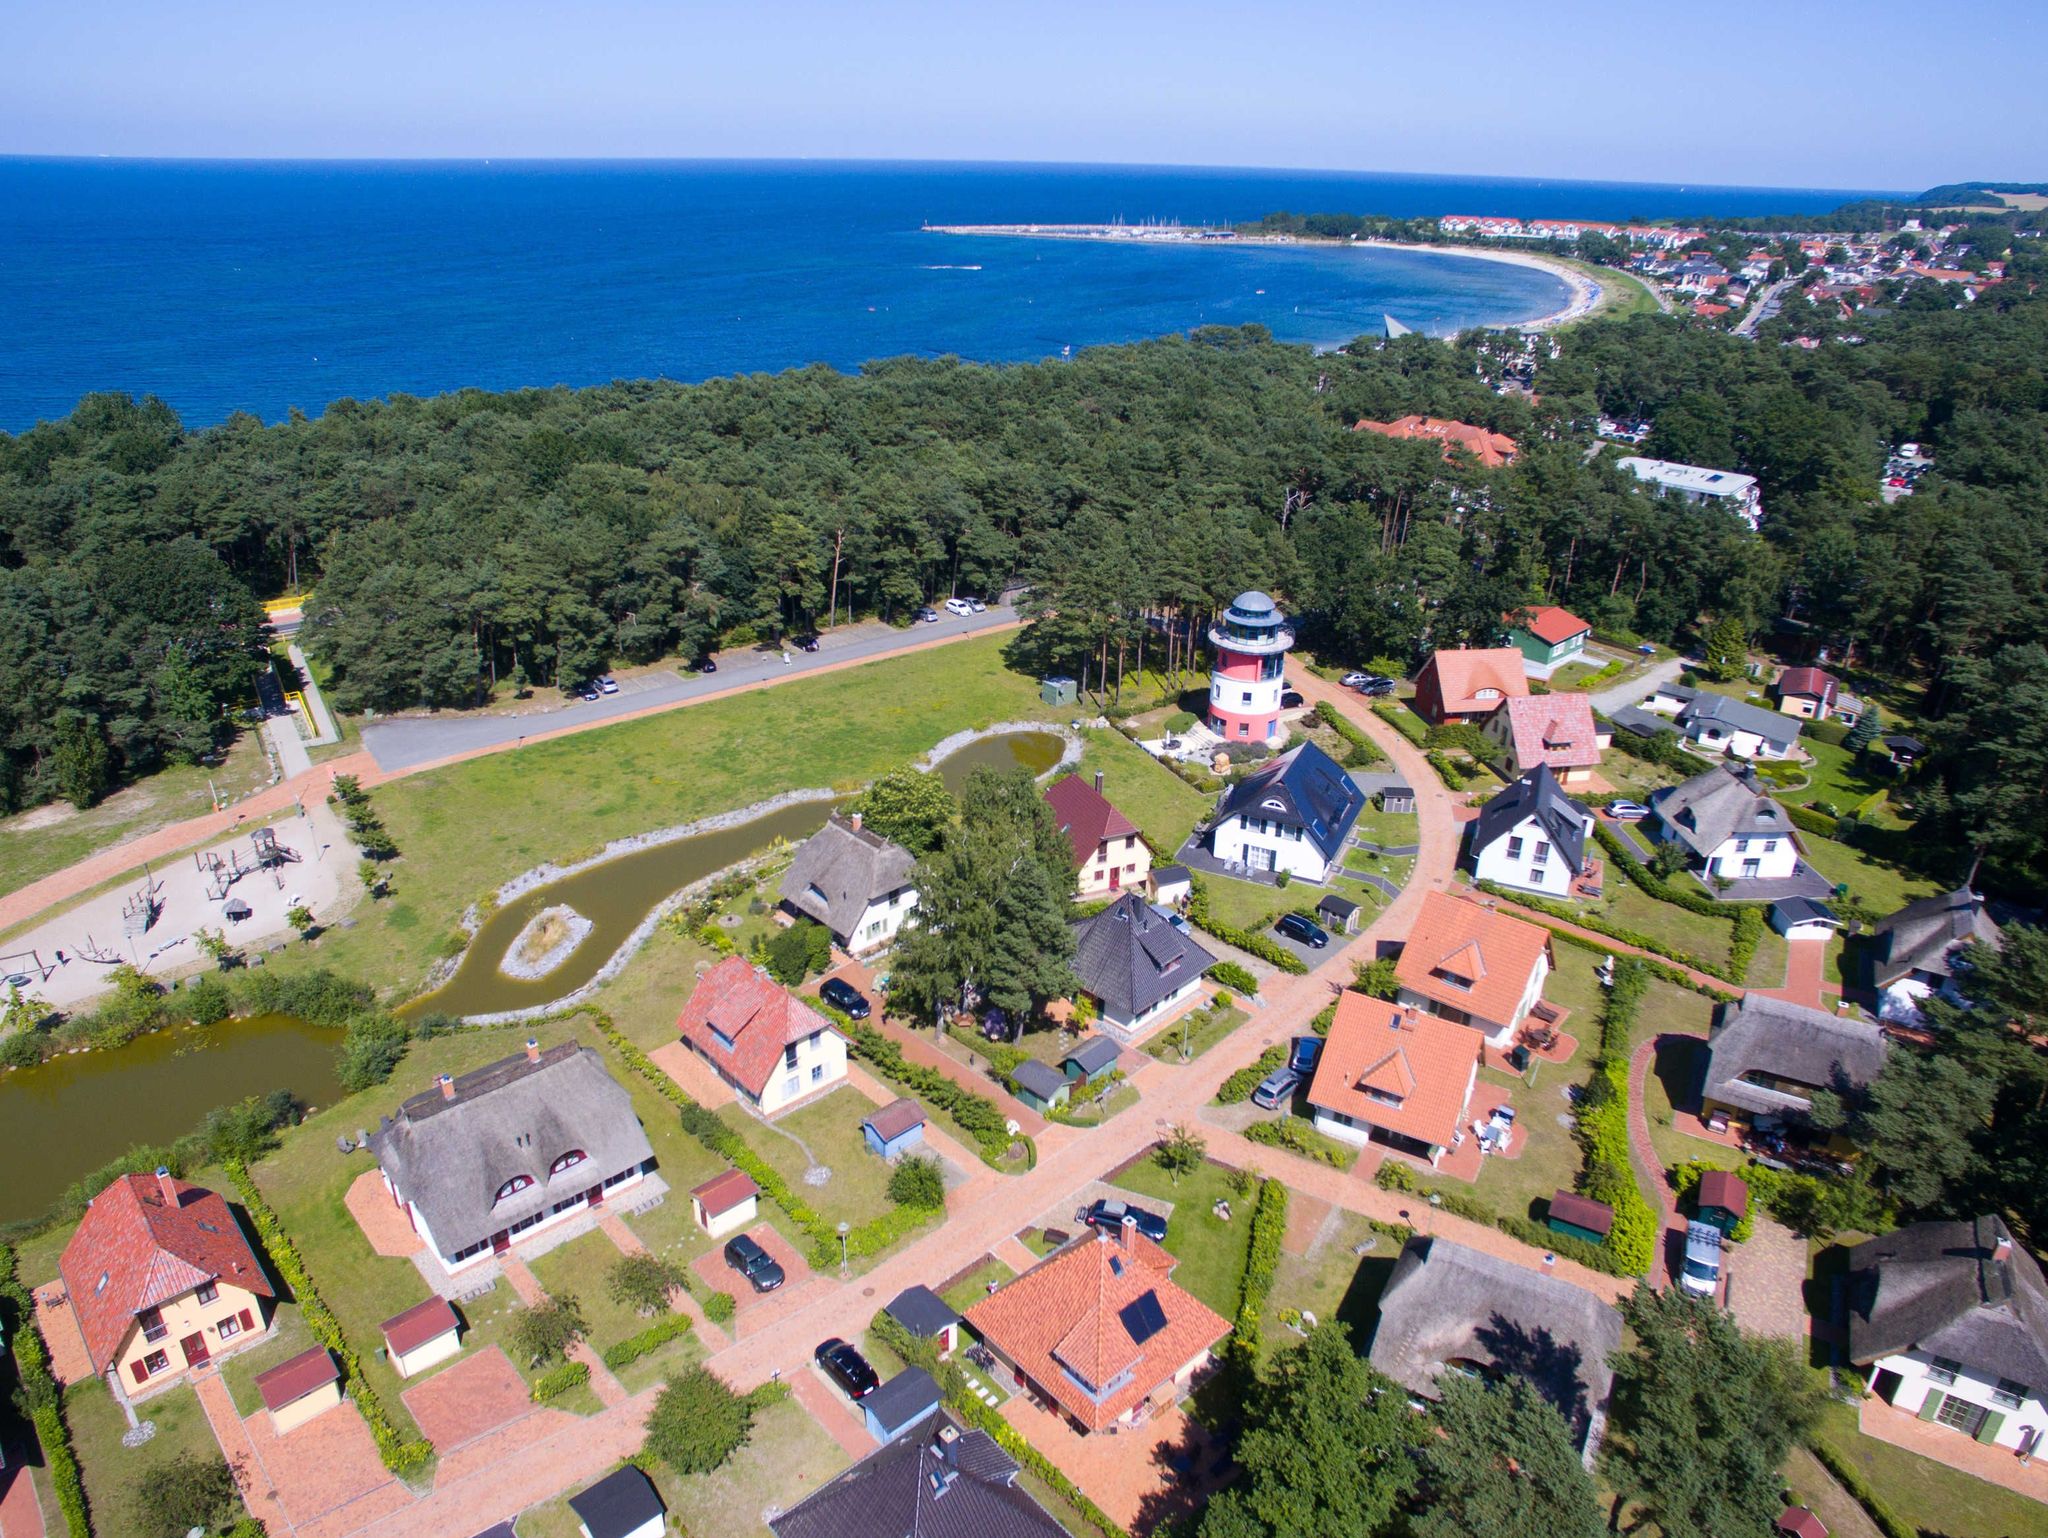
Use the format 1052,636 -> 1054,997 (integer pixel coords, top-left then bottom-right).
1119,1290 -> 1169,1347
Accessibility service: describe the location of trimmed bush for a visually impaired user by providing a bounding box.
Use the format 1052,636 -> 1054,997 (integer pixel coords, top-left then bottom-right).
601,1313 -> 693,1371
1230,1179 -> 1288,1362
1216,1043 -> 1286,1104
1186,875 -> 1308,974
1570,960 -> 1658,1274
703,1290 -> 736,1324
1372,700 -> 1431,745
531,1359 -> 591,1402
1786,803 -> 1841,838
0,1244 -> 91,1536
1313,700 -> 1384,765
1242,1117 -> 1346,1166
1206,961 -> 1258,995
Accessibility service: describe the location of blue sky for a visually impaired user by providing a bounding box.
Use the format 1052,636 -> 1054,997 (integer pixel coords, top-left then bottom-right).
4,0 -> 2043,189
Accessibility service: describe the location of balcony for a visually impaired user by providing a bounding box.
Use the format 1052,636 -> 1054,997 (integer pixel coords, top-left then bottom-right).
1207,622 -> 1295,656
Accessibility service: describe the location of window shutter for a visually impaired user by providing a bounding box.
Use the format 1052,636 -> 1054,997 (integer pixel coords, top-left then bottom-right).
131,1358 -> 149,1384
1917,1389 -> 1945,1421
239,1309 -> 254,1332
1976,1410 -> 2005,1445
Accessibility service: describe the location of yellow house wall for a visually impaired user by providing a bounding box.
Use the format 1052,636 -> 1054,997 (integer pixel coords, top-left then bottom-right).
1077,835 -> 1153,897
391,1329 -> 462,1379
267,1379 -> 342,1435
112,1281 -> 268,1385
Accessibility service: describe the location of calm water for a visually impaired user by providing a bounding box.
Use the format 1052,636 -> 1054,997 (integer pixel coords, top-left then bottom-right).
0,159 -> 1894,430
0,1014 -> 342,1223
933,729 -> 1067,793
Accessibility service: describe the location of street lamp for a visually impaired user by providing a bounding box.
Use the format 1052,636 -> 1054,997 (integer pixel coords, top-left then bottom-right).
837,1220 -> 850,1277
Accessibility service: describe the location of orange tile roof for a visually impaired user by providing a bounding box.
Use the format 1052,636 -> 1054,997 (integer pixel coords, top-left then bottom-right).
1419,648 -> 1529,717
676,955 -> 839,1098
689,1167 -> 761,1218
1508,605 -> 1590,646
1309,993 -> 1482,1150
1354,415 -> 1518,469
59,1172 -> 275,1375
1497,693 -> 1603,771
1395,891 -> 1552,1030
965,1231 -> 1228,1431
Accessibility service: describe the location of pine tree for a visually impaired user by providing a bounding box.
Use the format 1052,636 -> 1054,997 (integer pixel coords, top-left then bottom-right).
1844,700 -> 1882,753
1412,1375 -> 1603,1538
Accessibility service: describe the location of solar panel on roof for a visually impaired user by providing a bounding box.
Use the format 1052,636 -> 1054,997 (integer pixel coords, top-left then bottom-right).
1119,1289 -> 1168,1346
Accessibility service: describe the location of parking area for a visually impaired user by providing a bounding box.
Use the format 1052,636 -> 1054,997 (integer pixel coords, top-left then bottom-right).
689,1223 -> 814,1313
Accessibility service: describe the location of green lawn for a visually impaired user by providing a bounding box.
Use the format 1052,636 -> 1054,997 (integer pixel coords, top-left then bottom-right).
1468,947 -> 1607,1223
1115,1159 -> 1253,1321
1350,807 -> 1420,849
1055,1081 -> 1140,1127
717,1090 -> 898,1234
528,1230 -> 655,1355
1144,1003 -> 1249,1063
1198,871 -> 1299,938
1806,1397 -> 2048,1538
66,1374 -> 246,1537
220,1304 -> 319,1417
1797,833 -> 1942,920
1072,728 -> 1213,856
939,1257 -> 1014,1314
1262,1210 -> 1400,1357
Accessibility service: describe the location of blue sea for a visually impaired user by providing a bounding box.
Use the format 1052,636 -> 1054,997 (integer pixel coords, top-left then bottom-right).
0,159 -> 1897,431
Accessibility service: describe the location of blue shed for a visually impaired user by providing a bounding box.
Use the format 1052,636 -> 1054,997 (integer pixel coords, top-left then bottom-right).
862,1367 -> 943,1443
862,1097 -> 927,1159
1011,1059 -> 1070,1113
1061,1036 -> 1122,1086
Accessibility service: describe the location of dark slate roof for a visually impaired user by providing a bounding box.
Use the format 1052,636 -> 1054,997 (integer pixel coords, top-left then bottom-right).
1011,1060 -> 1067,1101
1882,734 -> 1926,754
1152,864 -> 1191,885
1680,692 -> 1802,751
1470,765 -> 1592,875
1844,1216 -> 2048,1386
1772,897 -> 1841,929
1369,1236 -> 1622,1452
779,813 -> 917,939
865,1367 -> 944,1431
1063,1036 -> 1123,1076
1213,742 -> 1366,864
885,1285 -> 960,1338
568,1466 -> 665,1538
1702,996 -> 1887,1120
1318,894 -> 1360,919
1608,704 -> 1678,739
1866,888 -> 2002,988
1650,764 -> 1796,858
367,1045 -> 654,1258
770,1411 -> 1066,1538
1070,894 -> 1216,1023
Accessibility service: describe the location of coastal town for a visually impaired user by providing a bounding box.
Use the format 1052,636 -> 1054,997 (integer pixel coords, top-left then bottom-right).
2,120 -> 2046,1538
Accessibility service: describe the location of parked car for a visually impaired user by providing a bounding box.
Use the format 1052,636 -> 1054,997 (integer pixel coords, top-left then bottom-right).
1274,913 -> 1329,949
694,656 -> 718,674
795,633 -> 821,652
913,606 -> 940,624
1280,690 -> 1305,709
597,676 -> 620,695
1606,800 -> 1650,822
966,597 -> 987,612
1166,912 -> 1192,936
1340,672 -> 1370,688
1081,1198 -> 1167,1242
944,597 -> 974,616
1354,676 -> 1396,697
579,686 -> 600,702
1251,1066 -> 1301,1110
1289,1035 -> 1323,1074
818,977 -> 870,1018
1679,1220 -> 1724,1298
724,1232 -> 785,1292
814,1338 -> 879,1400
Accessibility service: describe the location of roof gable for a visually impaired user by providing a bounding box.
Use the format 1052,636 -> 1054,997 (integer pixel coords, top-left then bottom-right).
1043,775 -> 1141,869
1393,891 -> 1551,1028
1703,996 -> 1888,1119
1510,606 -> 1591,646
1497,694 -> 1603,772
1309,993 -> 1482,1148
1422,649 -> 1531,715
1471,765 -> 1592,872
778,814 -> 917,937
1214,743 -> 1366,861
677,956 -> 842,1096
769,1411 -> 1066,1538
1070,894 -> 1216,1021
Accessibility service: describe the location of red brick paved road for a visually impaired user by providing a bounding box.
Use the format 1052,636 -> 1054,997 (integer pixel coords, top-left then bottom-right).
0,1447 -> 47,1538
788,1368 -> 875,1461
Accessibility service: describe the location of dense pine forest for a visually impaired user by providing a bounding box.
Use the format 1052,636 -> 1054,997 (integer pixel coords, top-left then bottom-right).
1,261 -> 2044,887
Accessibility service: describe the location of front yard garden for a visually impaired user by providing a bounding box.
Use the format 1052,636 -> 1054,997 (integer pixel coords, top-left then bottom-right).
1115,1158 -> 1256,1321
1805,1396 -> 2048,1538
63,1373 -> 244,1538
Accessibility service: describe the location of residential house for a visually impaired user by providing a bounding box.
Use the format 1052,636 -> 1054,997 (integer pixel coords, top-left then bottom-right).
777,812 -> 918,954
568,1466 -> 666,1538
861,1098 -> 927,1159
1677,693 -> 1802,760
1864,888 -> 2003,1024
1482,694 -> 1606,786
1353,415 -> 1519,469
1307,992 -> 1483,1166
769,1411 -> 1070,1538
677,955 -> 849,1116
1648,763 -> 1805,885
1467,766 -> 1596,899
1413,648 -> 1530,726
689,1169 -> 760,1239
1504,605 -> 1593,676
1774,667 -> 1862,725
1845,1215 -> 2048,1455
379,1296 -> 462,1378
1617,456 -> 1763,529
1010,1059 -> 1070,1114
884,1285 -> 961,1358
862,1367 -> 944,1444
1044,772 -> 1152,898
1069,893 -> 1216,1035
367,1041 -> 655,1275
58,1170 -> 275,1395
255,1347 -> 342,1435
1369,1235 -> 1624,1457
1205,741 -> 1365,883
1393,891 -> 1554,1047
1700,995 -> 1887,1145
964,1223 -> 1229,1435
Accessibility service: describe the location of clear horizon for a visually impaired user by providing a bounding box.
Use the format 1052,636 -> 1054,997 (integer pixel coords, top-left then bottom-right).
6,1 -> 2043,190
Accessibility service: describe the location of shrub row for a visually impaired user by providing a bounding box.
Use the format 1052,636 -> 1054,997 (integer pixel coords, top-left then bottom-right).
837,1016 -> 1027,1167
1215,1043 -> 1287,1104
1230,1178 -> 1288,1361
0,1244 -> 91,1536
1594,823 -> 1765,926
1570,959 -> 1659,1275
1312,699 -> 1384,765
600,1312 -> 693,1371
1242,1117 -> 1346,1166
947,1022 -> 1029,1079
222,1162 -> 435,1475
1424,749 -> 1471,789
1726,904 -> 1766,984
1806,1436 -> 1917,1538
1537,921 -> 1739,1002
531,1359 -> 591,1402
1370,1162 -> 1632,1277
1670,1157 -> 1890,1242
1371,700 -> 1430,745
1205,960 -> 1259,995
1186,875 -> 1308,974
1474,878 -> 1725,979
1785,802 -> 1841,838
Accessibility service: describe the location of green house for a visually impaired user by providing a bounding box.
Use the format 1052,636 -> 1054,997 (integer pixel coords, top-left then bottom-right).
1507,606 -> 1592,673
1546,1190 -> 1614,1246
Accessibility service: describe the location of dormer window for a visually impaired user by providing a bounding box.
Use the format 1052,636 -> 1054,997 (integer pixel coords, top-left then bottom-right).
495,1174 -> 535,1204
1430,967 -> 1475,992
1476,688 -> 1500,701
549,1150 -> 586,1176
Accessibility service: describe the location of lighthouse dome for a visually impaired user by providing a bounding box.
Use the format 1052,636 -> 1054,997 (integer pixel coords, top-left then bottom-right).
1225,591 -> 1280,621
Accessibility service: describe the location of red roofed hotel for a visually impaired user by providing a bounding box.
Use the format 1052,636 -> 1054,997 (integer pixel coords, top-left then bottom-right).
1308,991 -> 1484,1167
1044,771 -> 1152,897
58,1171 -> 274,1397
1354,416 -> 1518,470
1394,891 -> 1554,1047
1413,648 -> 1529,725
678,955 -> 848,1116
965,1222 -> 1228,1435
1483,693 -> 1607,786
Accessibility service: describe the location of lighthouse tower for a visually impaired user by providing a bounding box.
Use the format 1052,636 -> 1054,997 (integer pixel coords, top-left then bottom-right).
1207,591 -> 1295,744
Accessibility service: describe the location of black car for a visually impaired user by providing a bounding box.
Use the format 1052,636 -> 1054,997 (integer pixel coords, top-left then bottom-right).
1280,690 -> 1304,709
819,977 -> 870,1018
1352,675 -> 1396,696
814,1337 -> 880,1400
1080,1198 -> 1168,1242
1275,913 -> 1330,949
723,1232 -> 785,1292
694,655 -> 718,674
795,633 -> 821,652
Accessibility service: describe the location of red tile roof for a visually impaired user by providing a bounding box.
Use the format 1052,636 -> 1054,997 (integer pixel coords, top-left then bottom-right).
863,1097 -> 927,1142
1496,693 -> 1603,772
58,1172 -> 275,1375
677,955 -> 840,1098
690,1167 -> 761,1219
1043,774 -> 1140,869
1416,649 -> 1529,720
1309,993 -> 1481,1151
1698,1170 -> 1749,1218
1775,667 -> 1837,705
1394,892 -> 1552,1031
1547,1191 -> 1614,1237
1354,416 -> 1518,469
255,1345 -> 339,1411
1509,605 -> 1590,646
966,1231 -> 1228,1431
1778,1507 -> 1828,1538
379,1296 -> 459,1357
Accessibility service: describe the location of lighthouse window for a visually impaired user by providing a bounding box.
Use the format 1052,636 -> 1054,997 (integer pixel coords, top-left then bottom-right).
1240,691 -> 1251,704
1266,720 -> 1276,739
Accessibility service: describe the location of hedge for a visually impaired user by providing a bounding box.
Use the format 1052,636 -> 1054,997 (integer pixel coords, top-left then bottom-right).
1786,802 -> 1841,838
1186,874 -> 1308,974
222,1162 -> 435,1475
837,1017 -> 1030,1168
1313,700 -> 1384,765
531,1359 -> 591,1402
1806,1435 -> 1917,1538
1570,959 -> 1659,1274
1216,1043 -> 1287,1104
1372,700 -> 1431,745
600,1312 -> 693,1371
1424,749 -> 1471,789
1242,1117 -> 1347,1166
1533,919 -> 1738,1003
1474,878 -> 1725,979
0,1244 -> 91,1537
1670,1157 -> 1891,1242
1229,1178 -> 1288,1362
1205,961 -> 1259,995
1726,904 -> 1766,984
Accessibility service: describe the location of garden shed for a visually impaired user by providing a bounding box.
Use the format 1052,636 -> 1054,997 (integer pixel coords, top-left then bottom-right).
1011,1059 -> 1070,1113
1545,1190 -> 1614,1245
861,1097 -> 927,1159
1696,1170 -> 1749,1235
690,1168 -> 760,1239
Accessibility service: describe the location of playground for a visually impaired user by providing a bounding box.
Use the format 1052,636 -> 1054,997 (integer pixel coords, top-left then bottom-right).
0,798 -> 353,1010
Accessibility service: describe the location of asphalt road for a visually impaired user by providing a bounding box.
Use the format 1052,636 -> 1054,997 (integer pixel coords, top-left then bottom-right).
360,603 -> 1019,772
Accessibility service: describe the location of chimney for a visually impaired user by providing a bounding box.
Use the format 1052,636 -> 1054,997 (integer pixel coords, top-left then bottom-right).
1995,1235 -> 2014,1264
849,811 -> 863,832
525,1038 -> 540,1064
156,1166 -> 177,1206
438,1074 -> 455,1101
1120,1213 -> 1137,1248
1094,770 -> 1105,795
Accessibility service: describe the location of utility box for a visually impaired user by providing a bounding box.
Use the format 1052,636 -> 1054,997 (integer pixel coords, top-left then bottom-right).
1041,675 -> 1078,706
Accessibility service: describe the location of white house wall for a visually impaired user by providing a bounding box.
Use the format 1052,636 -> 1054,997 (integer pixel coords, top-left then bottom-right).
1472,814 -> 1580,898
755,1029 -> 850,1116
1873,1348 -> 2048,1452
1211,814 -> 1331,882
849,888 -> 917,953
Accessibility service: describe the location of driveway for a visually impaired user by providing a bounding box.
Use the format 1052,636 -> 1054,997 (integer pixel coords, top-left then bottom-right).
1729,1215 -> 1812,1341
1590,654 -> 1690,717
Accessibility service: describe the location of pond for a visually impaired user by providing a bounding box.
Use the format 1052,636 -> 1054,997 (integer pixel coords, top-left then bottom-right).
404,797 -> 837,1020
0,1013 -> 342,1224
932,729 -> 1067,793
